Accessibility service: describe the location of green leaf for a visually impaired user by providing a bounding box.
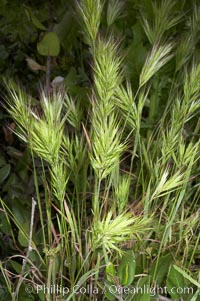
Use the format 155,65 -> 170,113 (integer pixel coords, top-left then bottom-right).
0,214 -> 10,233
18,222 -> 29,247
150,253 -> 173,285
167,265 -> 185,299
37,32 -> 60,56
54,11 -> 74,43
11,203 -> 29,225
106,262 -> 116,282
172,265 -> 200,289
9,260 -> 22,273
190,289 -> 200,301
65,268 -> 99,301
117,250 -> 136,285
0,164 -> 11,184
25,8 -> 46,30
132,22 -> 146,44
31,14 -> 46,30
64,67 -> 78,87
135,276 -> 151,301
38,290 -> 46,301
104,281 -> 116,301
18,284 -> 35,301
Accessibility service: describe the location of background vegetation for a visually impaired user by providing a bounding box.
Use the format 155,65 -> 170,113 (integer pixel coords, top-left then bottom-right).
0,0 -> 199,300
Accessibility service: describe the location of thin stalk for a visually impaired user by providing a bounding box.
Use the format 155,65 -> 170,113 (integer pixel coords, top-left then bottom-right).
93,177 -> 101,220
41,160 -> 52,246
188,227 -> 200,268
14,198 -> 37,299
31,152 -> 47,254
0,261 -> 15,301
46,257 -> 53,301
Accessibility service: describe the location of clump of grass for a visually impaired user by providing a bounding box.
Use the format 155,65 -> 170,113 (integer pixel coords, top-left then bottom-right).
1,0 -> 200,300
107,0 -> 124,27
77,0 -> 103,46
140,0 -> 182,44
139,41 -> 174,87
92,212 -> 149,253
90,114 -> 125,180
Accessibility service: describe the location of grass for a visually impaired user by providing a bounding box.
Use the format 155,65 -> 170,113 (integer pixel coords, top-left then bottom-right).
0,0 -> 200,300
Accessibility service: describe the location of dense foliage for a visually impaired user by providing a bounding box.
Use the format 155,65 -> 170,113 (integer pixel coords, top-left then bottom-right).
0,0 -> 199,300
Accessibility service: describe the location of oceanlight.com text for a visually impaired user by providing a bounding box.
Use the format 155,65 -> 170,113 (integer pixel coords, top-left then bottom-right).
108,284 -> 194,296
